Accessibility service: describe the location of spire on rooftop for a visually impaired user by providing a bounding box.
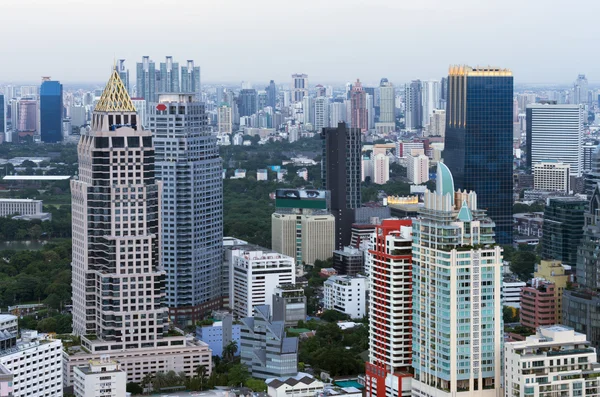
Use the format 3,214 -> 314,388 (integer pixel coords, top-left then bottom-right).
94,67 -> 136,113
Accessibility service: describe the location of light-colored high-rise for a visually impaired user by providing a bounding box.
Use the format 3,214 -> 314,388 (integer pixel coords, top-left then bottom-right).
217,104 -> 233,133
412,163 -> 503,397
159,56 -> 180,93
406,153 -> 429,184
573,74 -> 589,106
526,103 -> 584,176
533,160 -> 570,192
330,102 -> 346,125
421,80 -> 440,127
425,109 -> 446,137
181,60 -> 201,97
67,67 -> 212,385
149,93 -> 224,326
373,153 -> 389,185
135,56 -> 155,102
376,79 -> 395,133
314,96 -> 330,132
291,74 -> 308,103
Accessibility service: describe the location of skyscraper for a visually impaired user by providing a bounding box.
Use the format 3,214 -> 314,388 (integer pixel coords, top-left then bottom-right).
117,59 -> 130,94
238,89 -> 257,117
149,93 -> 224,326
0,94 -> 6,138
365,219 -> 413,397
67,68 -> 212,385
39,78 -> 63,143
573,74 -> 589,106
321,122 -> 361,249
443,65 -> 514,244
136,56 -> 156,102
376,79 -> 395,133
421,80 -> 440,127
181,60 -> 200,97
351,79 -> 368,132
412,163 -> 503,396
404,80 -> 422,131
291,73 -> 308,103
159,56 -> 180,93
541,197 -> 586,268
314,96 -> 330,132
526,103 -> 584,176
266,80 -> 277,109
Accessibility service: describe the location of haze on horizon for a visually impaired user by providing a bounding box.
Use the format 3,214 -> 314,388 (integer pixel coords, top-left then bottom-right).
2,0 -> 599,85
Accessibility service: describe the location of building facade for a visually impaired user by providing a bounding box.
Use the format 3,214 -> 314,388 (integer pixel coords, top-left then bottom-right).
533,160 -> 570,192
373,153 -> 390,185
291,74 -> 308,103
412,163 -> 503,397
196,315 -> 241,357
333,246 -> 364,276
272,285 -> 307,327
376,79 -> 395,133
0,199 -> 43,217
351,79 -> 368,132
406,153 -> 429,185
40,78 -> 63,143
541,197 -> 586,267
135,56 -> 156,102
443,65 -> 514,245
321,123 -> 362,249
149,93 -> 224,326
73,357 -> 126,397
520,280 -> 558,329
323,275 -> 367,319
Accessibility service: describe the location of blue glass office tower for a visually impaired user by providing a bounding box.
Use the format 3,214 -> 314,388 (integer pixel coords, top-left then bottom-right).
40,80 -> 63,143
0,94 -> 5,136
443,66 -> 513,244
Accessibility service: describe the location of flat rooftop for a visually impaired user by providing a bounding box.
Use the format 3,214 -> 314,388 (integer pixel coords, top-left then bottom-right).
3,175 -> 71,181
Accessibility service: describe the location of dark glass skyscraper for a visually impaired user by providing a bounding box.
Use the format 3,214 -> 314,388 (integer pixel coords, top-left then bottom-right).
321,122 -> 361,249
238,89 -> 257,117
39,79 -> 63,143
266,80 -> 277,109
0,94 -> 5,136
541,197 -> 586,267
443,66 -> 513,244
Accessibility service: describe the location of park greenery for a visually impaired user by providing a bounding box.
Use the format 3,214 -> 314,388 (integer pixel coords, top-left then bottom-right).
503,244 -> 540,281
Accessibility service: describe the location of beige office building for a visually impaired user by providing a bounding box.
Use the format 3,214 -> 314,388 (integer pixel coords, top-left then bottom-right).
533,160 -> 570,192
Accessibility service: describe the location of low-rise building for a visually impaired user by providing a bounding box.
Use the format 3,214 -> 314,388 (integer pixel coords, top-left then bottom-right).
73,356 -> 126,397
257,169 -> 268,181
0,199 -> 49,220
272,285 -> 307,327
502,279 -> 526,307
333,246 -> 364,276
513,212 -> 544,237
0,364 -> 13,397
533,160 -> 570,192
240,305 -> 298,379
0,315 -> 17,335
520,279 -> 557,329
505,325 -> 600,397
267,375 -> 324,397
0,330 -> 63,397
323,275 -> 367,319
196,314 -> 241,357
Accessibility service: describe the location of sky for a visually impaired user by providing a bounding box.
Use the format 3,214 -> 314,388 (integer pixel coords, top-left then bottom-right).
1,0 -> 599,85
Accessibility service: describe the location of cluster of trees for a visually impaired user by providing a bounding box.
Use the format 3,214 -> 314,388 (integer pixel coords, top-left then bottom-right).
503,306 -> 520,323
0,205 -> 72,241
19,312 -> 72,334
503,244 -> 540,281
0,239 -> 72,308
513,202 -> 545,214
298,321 -> 368,377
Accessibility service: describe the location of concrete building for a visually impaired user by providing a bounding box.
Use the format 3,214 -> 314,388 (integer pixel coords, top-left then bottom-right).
196,315 -> 241,357
505,325 -> 600,397
0,331 -> 63,397
520,279 -> 558,329
314,96 -> 329,132
323,275 -> 367,319
291,74 -> 308,103
0,364 -> 13,397
526,103 -> 584,176
373,153 -> 389,185
257,169 -> 268,181
240,305 -> 298,379
333,246 -> 364,276
67,68 -> 212,385
542,197 -> 586,268
351,79 -> 368,132
130,98 -> 146,129
217,105 -> 233,133
0,315 -> 17,335
0,199 -> 43,217
412,163 -> 503,397
502,280 -> 526,307
272,285 -> 307,327
365,220 -> 413,397
376,79 -> 395,133
425,109 -> 446,137
533,160 -> 570,192
229,246 -> 295,318
404,80 -> 422,131
149,93 -> 224,326
73,356 -> 126,397
406,153 -> 429,185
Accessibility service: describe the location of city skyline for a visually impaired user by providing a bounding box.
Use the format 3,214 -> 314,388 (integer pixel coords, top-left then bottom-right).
2,0 -> 600,84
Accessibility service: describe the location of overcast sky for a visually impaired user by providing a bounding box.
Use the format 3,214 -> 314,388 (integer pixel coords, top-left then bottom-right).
2,0 -> 598,85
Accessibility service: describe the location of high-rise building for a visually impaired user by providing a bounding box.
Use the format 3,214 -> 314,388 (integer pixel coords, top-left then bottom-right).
323,275 -> 367,319
526,103 -> 584,176
0,94 -> 6,138
440,77 -> 448,109
330,102 -> 346,125
181,60 -> 200,97
17,99 -> 37,133
376,79 -> 395,133
412,163 -> 503,396
373,153 -> 389,185
505,325 -> 600,397
443,65 -> 514,244
404,80 -> 422,131
67,67 -> 212,385
573,74 -> 589,106
314,96 -> 330,132
425,109 -> 446,137
131,98 -> 147,129
302,95 -> 314,126
321,122 -> 362,249
159,56 -> 180,93
585,144 -> 600,196
406,153 -> 429,185
333,246 -> 364,276
135,56 -> 156,102
238,89 -> 257,117
117,59 -> 130,94
40,78 -> 63,143
266,80 -> 277,109
541,197 -> 586,268
533,160 -> 570,192
149,93 -> 223,326
421,80 -> 440,127
365,220 -> 413,397
240,305 -> 298,379
291,74 -> 308,103
351,79 -> 368,132
217,105 -> 233,133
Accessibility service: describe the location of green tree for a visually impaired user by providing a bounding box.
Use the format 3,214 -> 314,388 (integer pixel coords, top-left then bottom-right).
126,382 -> 143,395
245,378 -> 267,392
320,310 -> 350,323
227,364 -> 250,387
510,251 -> 538,280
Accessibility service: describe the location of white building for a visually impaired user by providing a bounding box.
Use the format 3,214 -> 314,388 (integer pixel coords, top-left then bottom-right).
527,103 -> 584,176
73,356 -> 126,397
0,331 -> 63,397
533,160 -> 570,192
0,315 -> 17,334
426,109 -> 446,137
267,374 -> 324,397
314,96 -> 329,132
257,169 -> 268,181
0,199 -> 43,217
406,153 -> 429,184
376,80 -> 395,133
217,105 -> 232,133
330,102 -> 346,126
373,153 -> 390,185
502,280 -> 526,307
131,98 -> 147,129
323,275 -> 367,319
229,247 -> 295,318
421,80 -> 440,127
505,325 -> 600,397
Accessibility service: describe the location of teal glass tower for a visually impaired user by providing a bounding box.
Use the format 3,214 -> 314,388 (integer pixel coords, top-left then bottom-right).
443,66 -> 513,244
40,79 -> 63,143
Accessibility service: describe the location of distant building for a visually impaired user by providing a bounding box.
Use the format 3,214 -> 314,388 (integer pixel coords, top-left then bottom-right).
373,153 -> 389,185
520,279 -> 558,329
404,80 -> 422,131
39,78 -> 63,143
272,285 -> 307,327
425,109 -> 446,137
350,79 -> 368,132
291,74 -> 309,103
257,169 -> 268,181
73,356 -> 126,397
375,79 -> 395,133
323,275 -> 367,319
0,199 -> 43,217
217,105 -> 233,133
505,325 -> 600,397
240,305 -> 298,379
533,160 -> 570,192
406,153 -> 429,185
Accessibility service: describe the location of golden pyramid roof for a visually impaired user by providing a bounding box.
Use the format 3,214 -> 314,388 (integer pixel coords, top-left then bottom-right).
94,68 -> 136,112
